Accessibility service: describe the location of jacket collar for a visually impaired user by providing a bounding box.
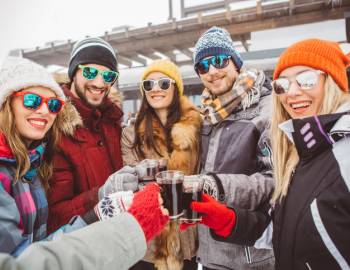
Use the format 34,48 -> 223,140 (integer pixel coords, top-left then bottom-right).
279,112 -> 350,160
62,85 -> 123,130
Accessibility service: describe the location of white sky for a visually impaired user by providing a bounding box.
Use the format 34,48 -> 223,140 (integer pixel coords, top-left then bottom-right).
0,0 -> 348,65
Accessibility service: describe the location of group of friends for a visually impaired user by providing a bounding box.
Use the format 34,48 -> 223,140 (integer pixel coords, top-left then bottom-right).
0,26 -> 349,270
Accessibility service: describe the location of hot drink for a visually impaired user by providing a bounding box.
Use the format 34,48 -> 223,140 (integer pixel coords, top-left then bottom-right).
158,165 -> 167,172
143,166 -> 157,182
136,159 -> 158,183
159,182 -> 183,218
156,170 -> 184,219
182,191 -> 202,223
158,159 -> 168,172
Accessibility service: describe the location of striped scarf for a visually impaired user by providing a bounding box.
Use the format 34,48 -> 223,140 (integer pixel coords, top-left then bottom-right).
201,69 -> 263,124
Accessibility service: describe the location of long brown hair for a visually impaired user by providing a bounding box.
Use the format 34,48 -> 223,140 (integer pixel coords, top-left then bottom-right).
0,96 -> 63,191
133,85 -> 181,159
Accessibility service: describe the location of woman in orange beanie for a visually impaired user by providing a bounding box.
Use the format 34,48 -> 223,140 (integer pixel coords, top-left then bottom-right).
184,39 -> 350,270
267,38 -> 350,270
121,59 -> 202,270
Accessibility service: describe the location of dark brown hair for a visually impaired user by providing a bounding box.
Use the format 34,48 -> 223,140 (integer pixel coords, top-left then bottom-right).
133,86 -> 181,159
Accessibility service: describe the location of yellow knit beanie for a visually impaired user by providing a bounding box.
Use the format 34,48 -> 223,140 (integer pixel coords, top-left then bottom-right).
140,59 -> 184,96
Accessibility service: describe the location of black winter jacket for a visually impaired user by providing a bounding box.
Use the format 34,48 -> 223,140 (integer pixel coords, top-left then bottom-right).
272,112 -> 350,270
215,111 -> 350,270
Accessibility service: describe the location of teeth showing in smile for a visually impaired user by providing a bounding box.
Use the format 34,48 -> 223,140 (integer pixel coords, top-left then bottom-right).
152,96 -> 165,100
29,120 -> 46,126
291,102 -> 311,109
89,89 -> 103,94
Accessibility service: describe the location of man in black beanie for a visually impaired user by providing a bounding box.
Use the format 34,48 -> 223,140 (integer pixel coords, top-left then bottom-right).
47,37 -> 137,233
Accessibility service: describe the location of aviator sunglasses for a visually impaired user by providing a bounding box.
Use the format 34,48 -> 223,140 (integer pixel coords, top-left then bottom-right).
78,65 -> 119,84
195,55 -> 231,74
272,70 -> 324,95
13,92 -> 65,114
141,78 -> 175,92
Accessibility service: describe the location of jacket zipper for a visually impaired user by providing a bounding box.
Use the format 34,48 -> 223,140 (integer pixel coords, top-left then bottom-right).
244,246 -> 252,264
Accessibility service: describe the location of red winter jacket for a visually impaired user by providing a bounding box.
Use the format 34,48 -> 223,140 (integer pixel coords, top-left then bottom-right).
47,86 -> 123,233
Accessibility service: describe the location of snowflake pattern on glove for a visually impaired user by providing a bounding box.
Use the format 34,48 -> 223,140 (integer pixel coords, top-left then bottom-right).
95,193 -> 130,221
100,197 -> 116,218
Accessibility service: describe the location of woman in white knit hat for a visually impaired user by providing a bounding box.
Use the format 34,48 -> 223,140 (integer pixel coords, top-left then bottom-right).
0,57 -> 90,256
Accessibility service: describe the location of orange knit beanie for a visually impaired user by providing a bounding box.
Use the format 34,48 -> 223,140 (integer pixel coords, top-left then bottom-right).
274,39 -> 350,92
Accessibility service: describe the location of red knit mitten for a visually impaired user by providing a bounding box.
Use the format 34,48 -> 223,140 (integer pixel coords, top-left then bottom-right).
191,193 -> 236,237
128,184 -> 169,242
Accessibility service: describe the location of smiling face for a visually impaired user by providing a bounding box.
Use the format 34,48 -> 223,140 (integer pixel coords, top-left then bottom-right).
277,66 -> 326,119
199,57 -> 238,97
144,72 -> 175,113
11,86 -> 58,147
72,63 -> 112,107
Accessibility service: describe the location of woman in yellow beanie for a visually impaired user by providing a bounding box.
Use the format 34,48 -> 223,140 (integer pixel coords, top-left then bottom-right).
122,59 -> 201,270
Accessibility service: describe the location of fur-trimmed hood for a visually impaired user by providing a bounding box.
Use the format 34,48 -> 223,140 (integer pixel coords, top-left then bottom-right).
56,99 -> 83,137
56,84 -> 123,137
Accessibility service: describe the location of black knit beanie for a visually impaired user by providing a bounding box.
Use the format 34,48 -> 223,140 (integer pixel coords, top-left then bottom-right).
68,37 -> 118,80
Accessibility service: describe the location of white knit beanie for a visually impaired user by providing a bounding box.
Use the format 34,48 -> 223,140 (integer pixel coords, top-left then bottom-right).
0,57 -> 65,108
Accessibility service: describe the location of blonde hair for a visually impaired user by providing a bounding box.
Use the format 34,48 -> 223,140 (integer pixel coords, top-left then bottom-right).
0,96 -> 63,191
271,75 -> 350,202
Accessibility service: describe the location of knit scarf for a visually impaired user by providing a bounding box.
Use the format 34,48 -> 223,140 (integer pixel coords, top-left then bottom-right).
201,70 -> 262,124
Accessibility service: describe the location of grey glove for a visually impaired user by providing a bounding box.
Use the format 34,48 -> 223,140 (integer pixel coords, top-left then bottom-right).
184,175 -> 218,200
98,166 -> 138,200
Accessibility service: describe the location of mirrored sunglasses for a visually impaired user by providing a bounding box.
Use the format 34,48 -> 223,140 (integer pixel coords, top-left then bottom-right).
13,92 -> 65,114
78,65 -> 119,84
195,55 -> 231,75
272,70 -> 324,95
141,78 -> 175,92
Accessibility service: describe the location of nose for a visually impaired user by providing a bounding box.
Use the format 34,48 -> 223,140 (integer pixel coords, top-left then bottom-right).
286,80 -> 303,97
150,82 -> 162,92
207,64 -> 219,76
35,102 -> 50,114
92,74 -> 107,88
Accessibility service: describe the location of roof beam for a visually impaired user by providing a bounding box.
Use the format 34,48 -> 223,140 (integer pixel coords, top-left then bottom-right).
121,53 -> 148,66
117,55 -> 133,67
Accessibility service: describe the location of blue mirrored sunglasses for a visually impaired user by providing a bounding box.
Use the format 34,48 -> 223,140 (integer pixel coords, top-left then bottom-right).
195,55 -> 231,74
13,92 -> 65,114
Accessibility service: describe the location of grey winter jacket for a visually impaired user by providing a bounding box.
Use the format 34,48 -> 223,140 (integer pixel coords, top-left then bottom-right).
0,213 -> 147,270
197,72 -> 275,270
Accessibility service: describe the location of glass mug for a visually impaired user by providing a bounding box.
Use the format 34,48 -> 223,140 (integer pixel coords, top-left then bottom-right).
180,176 -> 203,224
135,159 -> 158,185
156,170 -> 184,219
135,159 -> 168,189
